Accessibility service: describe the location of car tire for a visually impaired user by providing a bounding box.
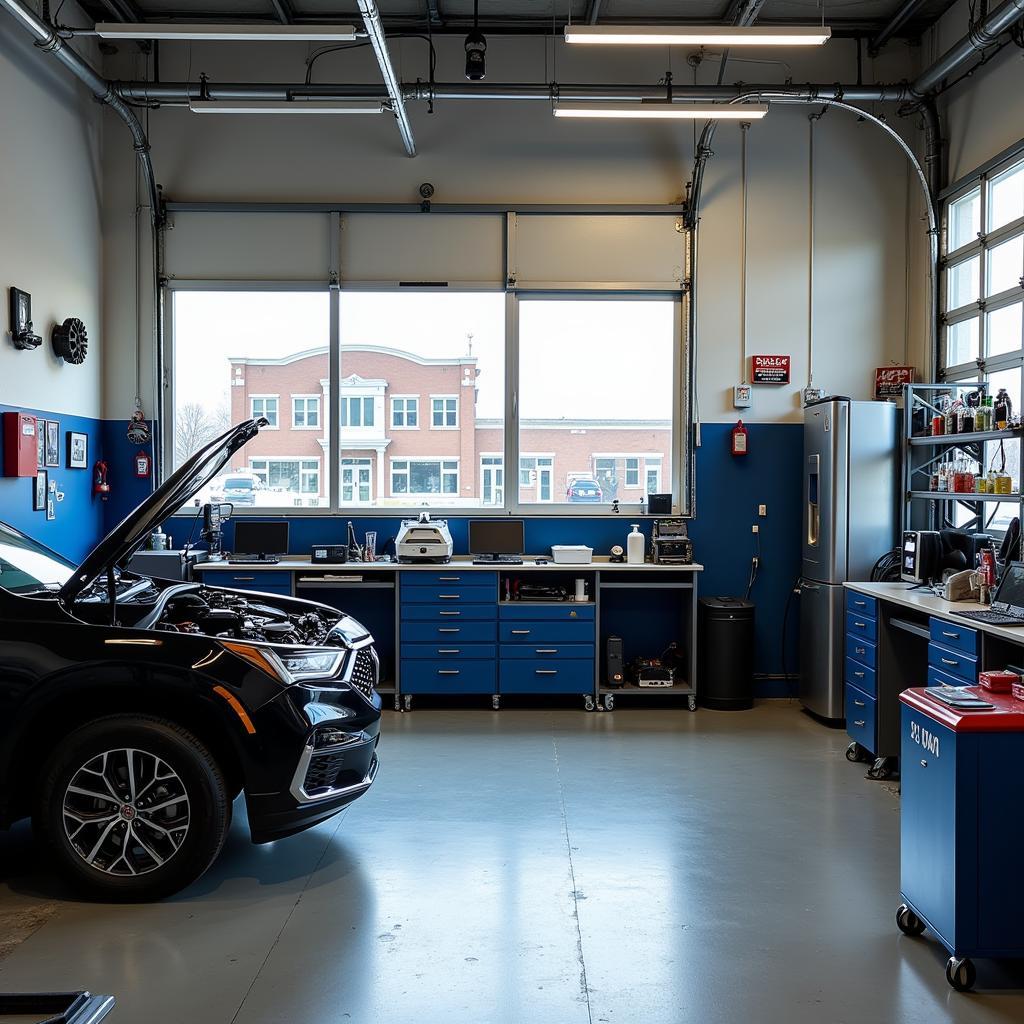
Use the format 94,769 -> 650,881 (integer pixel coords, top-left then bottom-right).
35,715 -> 230,901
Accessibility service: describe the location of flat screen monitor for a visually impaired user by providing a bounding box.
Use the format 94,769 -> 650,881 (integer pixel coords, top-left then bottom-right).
994,562 -> 1024,612
468,519 -> 525,557
233,520 -> 289,556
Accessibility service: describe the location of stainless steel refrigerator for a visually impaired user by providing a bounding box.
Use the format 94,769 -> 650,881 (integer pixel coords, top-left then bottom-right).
800,398 -> 898,720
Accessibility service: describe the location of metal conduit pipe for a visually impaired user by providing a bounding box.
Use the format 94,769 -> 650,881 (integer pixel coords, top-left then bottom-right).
357,0 -> 416,156
0,0 -> 161,225
870,0 -> 932,55
912,0 -> 1024,95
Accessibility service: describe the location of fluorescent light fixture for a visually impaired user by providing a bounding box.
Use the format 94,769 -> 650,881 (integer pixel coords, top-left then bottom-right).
553,103 -> 769,120
189,100 -> 386,115
96,23 -> 359,42
564,25 -> 831,46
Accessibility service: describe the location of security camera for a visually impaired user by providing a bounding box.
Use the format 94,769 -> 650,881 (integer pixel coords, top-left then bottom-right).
465,29 -> 487,81
418,183 -> 435,200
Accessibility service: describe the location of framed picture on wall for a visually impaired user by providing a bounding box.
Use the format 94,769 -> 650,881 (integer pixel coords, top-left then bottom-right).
36,421 -> 46,470
33,471 -> 47,511
66,431 -> 88,469
45,420 -> 59,467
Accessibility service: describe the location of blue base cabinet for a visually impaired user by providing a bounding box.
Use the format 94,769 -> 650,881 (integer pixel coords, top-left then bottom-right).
844,590 -> 879,759
898,693 -> 1024,991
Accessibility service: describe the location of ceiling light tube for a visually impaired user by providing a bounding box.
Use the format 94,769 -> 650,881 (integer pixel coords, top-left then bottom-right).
96,23 -> 359,42
553,103 -> 769,120
189,100 -> 387,114
564,25 -> 831,46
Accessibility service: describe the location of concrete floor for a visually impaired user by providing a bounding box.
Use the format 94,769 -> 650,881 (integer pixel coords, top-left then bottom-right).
1,701 -> 1023,1023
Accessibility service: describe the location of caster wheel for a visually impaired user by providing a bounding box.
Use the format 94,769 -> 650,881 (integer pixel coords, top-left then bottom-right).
896,904 -> 925,937
603,695 -> 615,712
688,696 -> 697,712
584,696 -> 595,712
846,741 -> 868,764
403,695 -> 413,712
867,757 -> 896,780
492,695 -> 500,711
945,956 -> 976,992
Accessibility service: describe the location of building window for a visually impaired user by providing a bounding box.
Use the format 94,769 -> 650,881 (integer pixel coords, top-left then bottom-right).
519,455 -> 553,502
249,458 -> 321,498
624,457 -> 640,488
481,455 -> 503,505
646,459 -> 662,495
341,396 -> 375,428
391,396 -> 419,429
391,459 -> 459,496
292,396 -> 320,429
250,396 -> 279,428
431,396 -> 458,429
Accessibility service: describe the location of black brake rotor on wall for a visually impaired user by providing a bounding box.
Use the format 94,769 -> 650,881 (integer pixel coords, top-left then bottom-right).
52,317 -> 89,364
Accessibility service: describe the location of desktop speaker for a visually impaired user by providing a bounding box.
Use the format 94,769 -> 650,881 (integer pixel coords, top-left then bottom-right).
647,493 -> 672,514
606,635 -> 625,687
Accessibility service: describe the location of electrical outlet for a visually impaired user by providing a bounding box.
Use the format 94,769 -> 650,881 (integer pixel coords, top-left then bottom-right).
758,504 -> 767,516
751,524 -> 759,534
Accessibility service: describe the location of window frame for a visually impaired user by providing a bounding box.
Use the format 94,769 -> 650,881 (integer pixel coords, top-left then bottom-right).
291,394 -> 321,430
430,394 -> 459,430
389,456 -> 460,499
390,394 -> 420,430
249,394 -> 280,429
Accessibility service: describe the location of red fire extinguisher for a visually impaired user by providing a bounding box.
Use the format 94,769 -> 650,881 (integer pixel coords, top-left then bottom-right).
731,420 -> 749,456
94,460 -> 110,499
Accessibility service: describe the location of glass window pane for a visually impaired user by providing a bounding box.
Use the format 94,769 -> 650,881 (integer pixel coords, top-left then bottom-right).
986,234 -> 1023,296
989,161 -> 1024,232
948,188 -> 981,250
172,291 -> 329,508
518,299 -> 674,506
340,292 -> 505,507
946,256 -> 980,311
986,303 -> 1023,358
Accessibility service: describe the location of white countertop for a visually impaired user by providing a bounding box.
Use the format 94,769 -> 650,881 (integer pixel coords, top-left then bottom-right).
845,581 -> 1024,644
194,556 -> 703,574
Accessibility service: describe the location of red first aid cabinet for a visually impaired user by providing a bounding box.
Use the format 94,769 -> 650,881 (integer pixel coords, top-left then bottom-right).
2,412 -> 38,477
898,687 -> 1024,991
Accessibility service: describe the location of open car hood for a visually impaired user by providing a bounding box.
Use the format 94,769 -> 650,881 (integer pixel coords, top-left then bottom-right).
60,418 -> 267,605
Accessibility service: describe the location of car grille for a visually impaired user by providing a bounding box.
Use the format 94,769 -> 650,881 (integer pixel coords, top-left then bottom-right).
303,751 -> 364,795
348,647 -> 378,699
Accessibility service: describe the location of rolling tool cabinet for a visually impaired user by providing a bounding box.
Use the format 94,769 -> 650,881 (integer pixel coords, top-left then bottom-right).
897,687 -> 1024,991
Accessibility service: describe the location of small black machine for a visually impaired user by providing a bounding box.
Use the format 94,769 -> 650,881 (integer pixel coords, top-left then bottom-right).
652,518 -> 694,565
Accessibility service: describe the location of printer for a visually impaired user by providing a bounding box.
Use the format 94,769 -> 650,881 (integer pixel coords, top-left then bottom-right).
395,513 -> 454,564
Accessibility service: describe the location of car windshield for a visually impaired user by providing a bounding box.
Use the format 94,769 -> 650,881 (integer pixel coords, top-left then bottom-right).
0,522 -> 76,594
224,479 -> 253,489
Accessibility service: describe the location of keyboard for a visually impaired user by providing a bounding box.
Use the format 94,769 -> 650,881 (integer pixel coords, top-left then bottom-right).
954,609 -> 1024,626
472,558 -> 524,566
227,557 -> 280,565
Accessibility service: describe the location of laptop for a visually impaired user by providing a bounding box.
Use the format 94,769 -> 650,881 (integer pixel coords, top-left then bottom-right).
954,562 -> 1024,626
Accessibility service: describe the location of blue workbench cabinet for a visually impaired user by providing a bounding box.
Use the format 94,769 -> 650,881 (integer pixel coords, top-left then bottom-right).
897,688 -> 1024,991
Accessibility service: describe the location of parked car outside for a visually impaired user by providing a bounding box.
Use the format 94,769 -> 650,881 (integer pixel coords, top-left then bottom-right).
0,419 -> 381,900
566,477 -> 604,503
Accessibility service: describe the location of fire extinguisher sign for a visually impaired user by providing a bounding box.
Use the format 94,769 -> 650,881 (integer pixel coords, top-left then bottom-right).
750,355 -> 791,385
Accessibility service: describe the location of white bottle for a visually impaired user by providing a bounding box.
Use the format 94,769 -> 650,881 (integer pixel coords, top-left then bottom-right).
626,524 -> 645,565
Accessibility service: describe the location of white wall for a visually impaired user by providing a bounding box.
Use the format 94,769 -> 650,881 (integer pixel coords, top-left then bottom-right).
101,33 -> 920,424
0,5 -> 103,417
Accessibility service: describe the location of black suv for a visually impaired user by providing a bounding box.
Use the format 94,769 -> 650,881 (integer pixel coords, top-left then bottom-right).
0,419 -> 381,900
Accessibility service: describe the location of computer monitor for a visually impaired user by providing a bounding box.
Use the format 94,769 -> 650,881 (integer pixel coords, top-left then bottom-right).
468,519 -> 525,559
993,562 -> 1024,616
233,520 -> 289,557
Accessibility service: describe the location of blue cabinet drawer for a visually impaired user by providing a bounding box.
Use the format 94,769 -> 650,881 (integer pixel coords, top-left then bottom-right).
927,664 -> 969,689
401,643 -> 497,661
401,604 -> 497,622
500,659 -> 593,694
212,571 -> 291,594
500,643 -> 596,660
844,657 -> 876,697
499,603 -> 595,621
401,570 -> 497,587
846,591 -> 877,618
928,617 -> 978,657
927,642 -> 978,684
499,621 -> 596,643
401,583 -> 497,604
400,621 -> 497,643
401,661 -> 497,694
845,683 -> 877,751
845,611 -> 877,642
844,634 -> 877,670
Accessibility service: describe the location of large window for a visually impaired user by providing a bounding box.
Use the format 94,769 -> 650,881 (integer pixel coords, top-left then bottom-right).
941,148 -> 1024,531
169,278 -> 683,514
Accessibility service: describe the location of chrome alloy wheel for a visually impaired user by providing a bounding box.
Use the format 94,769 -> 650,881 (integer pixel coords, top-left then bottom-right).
62,748 -> 191,876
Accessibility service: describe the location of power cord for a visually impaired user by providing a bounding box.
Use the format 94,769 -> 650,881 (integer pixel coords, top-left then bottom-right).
743,524 -> 761,600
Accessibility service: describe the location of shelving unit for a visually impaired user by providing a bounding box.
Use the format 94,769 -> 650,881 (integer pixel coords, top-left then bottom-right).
903,382 -> 1024,547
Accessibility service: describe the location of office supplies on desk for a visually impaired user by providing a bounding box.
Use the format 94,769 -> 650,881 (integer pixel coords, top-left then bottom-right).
311,544 -> 348,564
942,569 -> 979,602
955,562 -> 1024,625
551,545 -> 593,564
396,513 -> 453,564
232,520 -> 288,563
469,519 -> 524,563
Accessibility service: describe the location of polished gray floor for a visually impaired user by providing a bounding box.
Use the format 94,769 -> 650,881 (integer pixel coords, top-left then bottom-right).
2,702 -> 1023,1023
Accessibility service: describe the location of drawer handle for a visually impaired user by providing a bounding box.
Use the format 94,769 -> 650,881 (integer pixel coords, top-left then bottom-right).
535,669 -> 558,675
439,576 -> 461,582
439,611 -> 461,616
854,600 -> 866,607
511,629 -> 531,635
438,594 -> 461,600
853,621 -> 867,629
920,759 -> 928,768
854,671 -> 864,678
940,657 -> 959,667
437,669 -> 460,676
235,576 -> 255,582
536,648 -> 559,654
855,647 -> 866,655
438,649 -> 461,654
941,631 -> 960,639
853,719 -> 866,727
854,699 -> 866,707
438,628 -> 460,633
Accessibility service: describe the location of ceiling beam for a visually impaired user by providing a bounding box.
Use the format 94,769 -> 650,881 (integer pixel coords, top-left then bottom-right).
357,0 -> 416,156
869,0 -> 931,54
269,0 -> 295,24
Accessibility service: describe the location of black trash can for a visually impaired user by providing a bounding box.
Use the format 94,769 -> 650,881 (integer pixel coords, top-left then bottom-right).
699,597 -> 755,710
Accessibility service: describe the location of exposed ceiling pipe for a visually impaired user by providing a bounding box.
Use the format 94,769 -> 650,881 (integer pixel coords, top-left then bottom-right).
97,0 -> 142,22
269,0 -> 295,25
425,0 -> 443,27
0,0 -> 161,225
869,0 -> 931,55
912,0 -> 1024,95
585,1 -> 603,24
356,0 -> 416,156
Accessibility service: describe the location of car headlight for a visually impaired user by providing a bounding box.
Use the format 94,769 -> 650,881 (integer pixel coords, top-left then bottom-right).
221,641 -> 345,684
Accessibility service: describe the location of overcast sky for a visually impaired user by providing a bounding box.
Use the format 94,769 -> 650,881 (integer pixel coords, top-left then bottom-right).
174,292 -> 674,422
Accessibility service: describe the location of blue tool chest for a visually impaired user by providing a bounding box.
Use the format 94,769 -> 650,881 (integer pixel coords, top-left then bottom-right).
844,590 -> 878,756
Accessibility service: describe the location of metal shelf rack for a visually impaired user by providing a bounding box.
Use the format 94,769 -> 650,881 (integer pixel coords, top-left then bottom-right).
903,382 -> 1024,544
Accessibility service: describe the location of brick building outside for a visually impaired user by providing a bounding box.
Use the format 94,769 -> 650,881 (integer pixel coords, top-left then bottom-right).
222,345 -> 670,507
